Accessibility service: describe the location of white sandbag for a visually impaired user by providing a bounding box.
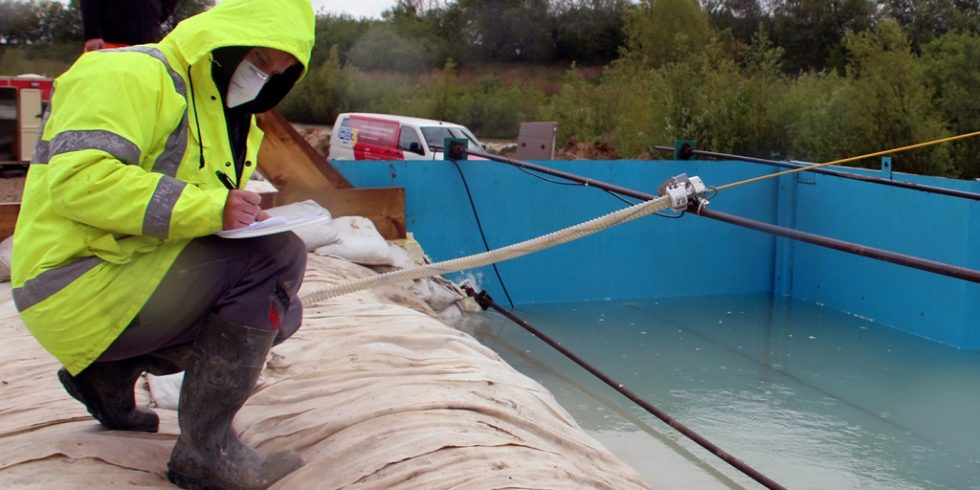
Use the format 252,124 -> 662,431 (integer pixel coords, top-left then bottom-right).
0,237 -> 12,283
409,277 -> 464,312
388,242 -> 416,269
314,216 -> 393,265
0,237 -> 10,283
145,372 -> 183,410
435,302 -> 465,325
264,200 -> 339,251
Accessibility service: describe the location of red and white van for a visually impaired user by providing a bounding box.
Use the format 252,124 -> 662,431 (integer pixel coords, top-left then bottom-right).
327,113 -> 485,161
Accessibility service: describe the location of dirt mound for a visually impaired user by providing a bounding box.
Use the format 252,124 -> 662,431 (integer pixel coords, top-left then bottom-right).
293,124 -> 330,156
493,138 -> 621,160
554,138 -> 620,160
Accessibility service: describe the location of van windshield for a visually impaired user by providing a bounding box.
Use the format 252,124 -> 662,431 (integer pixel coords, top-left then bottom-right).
420,126 -> 483,151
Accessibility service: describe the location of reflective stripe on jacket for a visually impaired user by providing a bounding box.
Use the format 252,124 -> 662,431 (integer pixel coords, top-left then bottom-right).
11,0 -> 314,374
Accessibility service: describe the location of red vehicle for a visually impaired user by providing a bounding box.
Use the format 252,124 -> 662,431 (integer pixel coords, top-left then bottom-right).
328,113 -> 486,161
0,74 -> 53,102
0,75 -> 49,165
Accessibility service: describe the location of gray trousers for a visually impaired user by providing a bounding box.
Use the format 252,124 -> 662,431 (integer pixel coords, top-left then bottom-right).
96,232 -> 307,362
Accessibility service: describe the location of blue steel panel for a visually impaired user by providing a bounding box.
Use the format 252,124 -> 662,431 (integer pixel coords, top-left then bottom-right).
962,190 -> 980,348
332,159 -> 978,349
334,159 -> 779,304
790,166 -> 978,348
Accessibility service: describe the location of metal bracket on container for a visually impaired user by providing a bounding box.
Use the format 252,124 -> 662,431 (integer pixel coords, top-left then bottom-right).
657,173 -> 709,211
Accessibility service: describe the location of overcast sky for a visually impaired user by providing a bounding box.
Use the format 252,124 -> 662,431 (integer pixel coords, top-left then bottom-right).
309,0 -> 395,19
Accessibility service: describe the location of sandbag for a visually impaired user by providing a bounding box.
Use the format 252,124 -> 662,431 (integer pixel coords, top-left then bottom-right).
0,237 -> 11,283
264,199 -> 339,251
314,216 -> 392,265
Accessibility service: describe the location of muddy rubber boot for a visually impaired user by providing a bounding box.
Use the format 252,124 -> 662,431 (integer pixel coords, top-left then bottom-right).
167,314 -> 303,490
57,358 -> 159,432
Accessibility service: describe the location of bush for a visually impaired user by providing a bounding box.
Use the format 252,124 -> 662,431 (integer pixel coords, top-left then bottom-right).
278,46 -> 344,124
0,44 -> 76,78
922,31 -> 980,179
841,20 -> 954,176
545,64 -> 617,146
454,76 -> 546,138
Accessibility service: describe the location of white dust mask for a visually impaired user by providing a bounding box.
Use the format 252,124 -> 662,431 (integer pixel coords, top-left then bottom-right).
226,58 -> 269,108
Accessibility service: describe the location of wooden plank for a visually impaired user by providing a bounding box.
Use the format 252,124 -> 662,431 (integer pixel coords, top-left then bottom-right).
0,203 -> 19,240
255,109 -> 351,190
276,187 -> 406,240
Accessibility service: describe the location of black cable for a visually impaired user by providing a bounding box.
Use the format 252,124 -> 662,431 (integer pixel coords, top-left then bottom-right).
450,159 -> 516,310
515,165 -> 585,186
651,145 -> 980,201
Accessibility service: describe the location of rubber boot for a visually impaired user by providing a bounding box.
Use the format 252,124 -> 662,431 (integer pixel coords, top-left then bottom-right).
167,314 -> 303,490
57,357 -> 159,432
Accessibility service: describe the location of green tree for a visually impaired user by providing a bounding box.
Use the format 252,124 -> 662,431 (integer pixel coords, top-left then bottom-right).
708,30 -> 791,157
841,19 -> 953,175
35,0 -> 81,43
771,0 -> 876,74
455,75 -> 546,137
553,0 -> 627,64
278,45 -> 345,124
0,0 -> 80,44
782,72 -> 863,162
922,31 -> 980,178
445,0 -> 556,62
0,0 -> 41,43
704,0 -> 766,46
604,63 -> 670,156
879,0 -> 980,48
620,0 -> 713,69
546,64 -> 617,145
430,58 -> 460,120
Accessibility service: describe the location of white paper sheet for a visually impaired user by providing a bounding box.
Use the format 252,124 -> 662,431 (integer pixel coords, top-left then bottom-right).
216,215 -> 330,239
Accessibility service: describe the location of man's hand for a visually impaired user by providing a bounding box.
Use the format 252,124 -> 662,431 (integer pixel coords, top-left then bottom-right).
83,38 -> 106,52
223,189 -> 263,230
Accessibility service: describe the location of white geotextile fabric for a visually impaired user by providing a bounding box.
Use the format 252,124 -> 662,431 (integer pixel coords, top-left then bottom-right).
0,254 -> 651,489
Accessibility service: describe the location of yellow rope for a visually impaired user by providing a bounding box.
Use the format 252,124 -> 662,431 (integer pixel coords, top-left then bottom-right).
712,130 -> 980,192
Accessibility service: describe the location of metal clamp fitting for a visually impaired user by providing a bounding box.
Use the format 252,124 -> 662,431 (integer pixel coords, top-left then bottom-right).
657,173 -> 709,211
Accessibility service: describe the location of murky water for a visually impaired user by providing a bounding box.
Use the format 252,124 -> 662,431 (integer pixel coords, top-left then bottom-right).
460,294 -> 980,489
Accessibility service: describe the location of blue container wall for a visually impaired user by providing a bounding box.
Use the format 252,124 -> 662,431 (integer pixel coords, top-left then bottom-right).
333,160 -> 979,349
787,168 -> 980,348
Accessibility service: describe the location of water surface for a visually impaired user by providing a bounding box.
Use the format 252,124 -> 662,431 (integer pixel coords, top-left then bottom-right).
461,294 -> 980,489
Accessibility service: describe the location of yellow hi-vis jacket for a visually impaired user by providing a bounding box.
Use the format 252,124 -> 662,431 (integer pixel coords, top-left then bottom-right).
11,0 -> 314,375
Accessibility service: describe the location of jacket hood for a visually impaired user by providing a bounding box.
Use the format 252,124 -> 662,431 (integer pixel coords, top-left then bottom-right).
163,0 -> 314,75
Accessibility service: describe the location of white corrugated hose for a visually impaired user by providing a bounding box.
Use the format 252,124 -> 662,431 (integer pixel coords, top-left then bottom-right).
300,195 -> 671,306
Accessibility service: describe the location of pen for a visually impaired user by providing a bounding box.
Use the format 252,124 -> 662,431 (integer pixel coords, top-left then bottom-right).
215,170 -> 237,190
